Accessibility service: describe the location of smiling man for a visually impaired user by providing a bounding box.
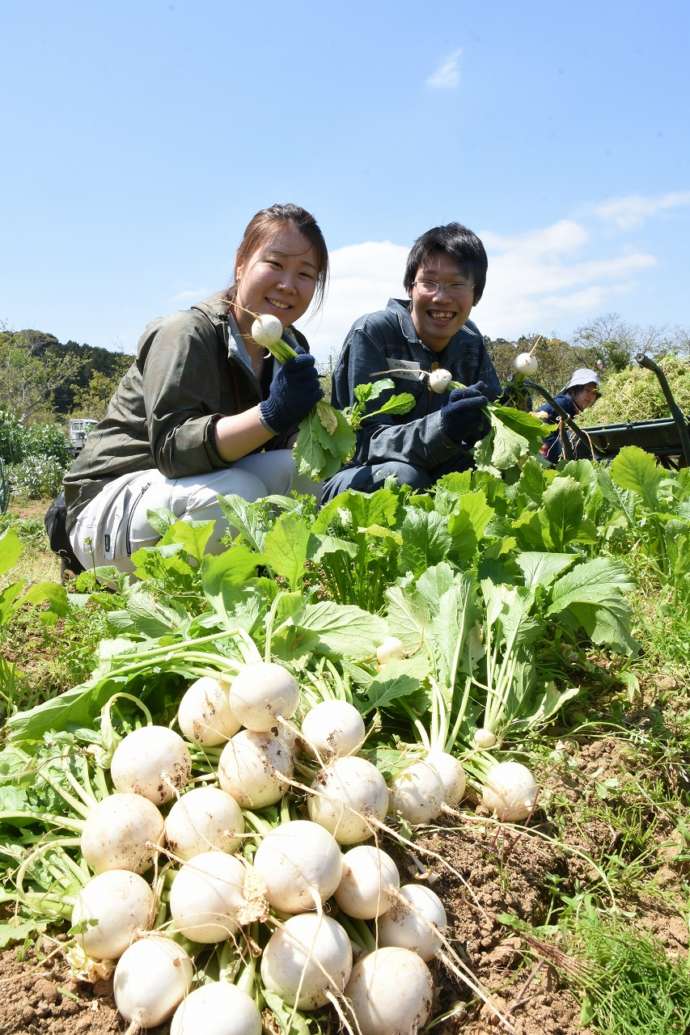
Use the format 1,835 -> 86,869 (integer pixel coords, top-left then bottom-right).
321,222 -> 501,502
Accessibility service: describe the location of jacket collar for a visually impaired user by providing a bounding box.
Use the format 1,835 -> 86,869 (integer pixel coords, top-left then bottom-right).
192,291 -> 231,327
387,297 -> 421,345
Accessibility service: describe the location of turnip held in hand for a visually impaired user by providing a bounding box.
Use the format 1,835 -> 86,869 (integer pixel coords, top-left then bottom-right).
513,351 -> 539,376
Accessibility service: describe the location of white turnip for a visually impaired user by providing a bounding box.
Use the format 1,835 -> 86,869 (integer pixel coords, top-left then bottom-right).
165,786 -> 244,861
72,870 -> 154,960
513,352 -> 538,376
229,661 -> 299,733
482,760 -> 538,822
218,729 -> 293,808
426,751 -> 466,806
110,726 -> 191,805
345,946 -> 433,1035
473,727 -> 498,750
375,636 -> 404,666
251,313 -> 283,348
253,820 -> 342,913
261,913 -> 353,1010
378,883 -> 447,961
300,700 -> 365,761
428,368 -> 453,393
169,850 -> 249,943
308,756 -> 389,845
113,936 -> 193,1028
81,793 -> 164,875
389,760 -> 445,824
171,981 -> 262,1035
177,676 -> 240,746
334,846 -> 399,920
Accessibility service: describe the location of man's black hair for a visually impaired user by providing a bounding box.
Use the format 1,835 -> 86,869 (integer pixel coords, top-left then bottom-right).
403,223 -> 488,304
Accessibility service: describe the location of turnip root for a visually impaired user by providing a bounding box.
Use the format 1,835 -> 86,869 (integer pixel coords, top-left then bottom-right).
113,936 -> 193,1028
389,760 -> 445,824
376,636 -> 404,666
473,727 -> 498,750
301,700 -> 365,761
482,760 -> 538,822
229,661 -> 299,733
165,786 -> 244,861
428,368 -> 453,393
177,676 -> 240,747
169,851 -> 250,943
218,729 -> 293,809
253,820 -> 342,913
513,352 -> 538,376
170,981 -> 262,1035
251,313 -> 283,348
378,883 -> 447,961
261,913 -> 353,1010
334,846 -> 399,920
345,946 -> 433,1035
72,870 -> 154,960
81,793 -> 164,875
110,726 -> 191,805
308,756 -> 389,845
426,751 -> 466,806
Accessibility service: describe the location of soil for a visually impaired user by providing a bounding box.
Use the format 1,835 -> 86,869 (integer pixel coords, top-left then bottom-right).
0,945 -> 124,1035
7,500 -> 50,522
0,735 -> 686,1034
413,821 -> 591,1035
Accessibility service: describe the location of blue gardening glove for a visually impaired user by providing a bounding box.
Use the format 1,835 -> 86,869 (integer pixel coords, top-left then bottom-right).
259,354 -> 324,435
440,381 -> 490,446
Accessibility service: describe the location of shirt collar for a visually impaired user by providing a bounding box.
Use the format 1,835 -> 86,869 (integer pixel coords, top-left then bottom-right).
226,309 -> 257,378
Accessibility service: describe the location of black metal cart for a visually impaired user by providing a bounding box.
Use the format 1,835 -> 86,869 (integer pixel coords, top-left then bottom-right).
525,354 -> 690,469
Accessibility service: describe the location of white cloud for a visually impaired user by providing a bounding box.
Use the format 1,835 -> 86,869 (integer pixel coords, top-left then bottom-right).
595,191 -> 690,230
299,218 -> 658,359
169,286 -> 211,304
478,221 -> 655,336
426,48 -> 462,89
481,220 -> 589,257
300,241 -> 409,365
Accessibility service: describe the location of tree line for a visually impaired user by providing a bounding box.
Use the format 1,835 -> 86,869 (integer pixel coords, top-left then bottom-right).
2,313 -> 689,426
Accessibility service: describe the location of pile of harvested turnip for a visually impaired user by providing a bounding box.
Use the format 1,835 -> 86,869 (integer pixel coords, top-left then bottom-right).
23,648 -> 535,1034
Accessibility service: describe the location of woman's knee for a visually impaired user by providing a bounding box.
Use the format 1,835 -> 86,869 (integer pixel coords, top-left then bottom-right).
178,471 -> 269,525
232,450 -> 296,496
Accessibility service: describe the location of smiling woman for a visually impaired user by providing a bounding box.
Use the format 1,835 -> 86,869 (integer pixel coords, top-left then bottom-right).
60,203 -> 329,573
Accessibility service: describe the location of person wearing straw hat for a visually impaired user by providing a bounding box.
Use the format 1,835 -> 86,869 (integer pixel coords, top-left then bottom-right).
536,367 -> 601,462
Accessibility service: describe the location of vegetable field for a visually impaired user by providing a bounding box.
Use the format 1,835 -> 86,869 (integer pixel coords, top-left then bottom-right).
1,442 -> 690,1034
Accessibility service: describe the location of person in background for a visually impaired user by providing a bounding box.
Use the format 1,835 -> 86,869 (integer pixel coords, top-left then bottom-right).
321,222 -> 501,503
62,203 -> 327,573
536,367 -> 601,462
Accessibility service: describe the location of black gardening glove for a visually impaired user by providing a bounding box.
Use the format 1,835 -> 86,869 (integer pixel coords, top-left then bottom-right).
440,382 -> 491,446
259,354 -> 324,435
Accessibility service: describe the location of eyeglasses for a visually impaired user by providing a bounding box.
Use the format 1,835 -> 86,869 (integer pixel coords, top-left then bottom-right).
412,277 -> 474,297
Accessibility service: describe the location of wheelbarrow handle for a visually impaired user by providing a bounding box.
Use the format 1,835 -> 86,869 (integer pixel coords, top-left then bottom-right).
636,354 -> 690,467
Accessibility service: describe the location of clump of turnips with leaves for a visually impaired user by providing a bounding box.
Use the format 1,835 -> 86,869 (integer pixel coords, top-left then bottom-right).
0,409 -> 648,1033
251,313 -> 417,480
376,342 -> 547,476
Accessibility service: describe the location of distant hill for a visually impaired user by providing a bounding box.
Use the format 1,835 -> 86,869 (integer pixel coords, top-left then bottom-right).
11,330 -> 134,414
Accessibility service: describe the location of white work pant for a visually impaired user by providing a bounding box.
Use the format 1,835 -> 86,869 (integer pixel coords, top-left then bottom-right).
70,450 -> 316,573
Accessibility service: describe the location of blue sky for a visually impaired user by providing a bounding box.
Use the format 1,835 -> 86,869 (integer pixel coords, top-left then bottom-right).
2,0 -> 689,365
